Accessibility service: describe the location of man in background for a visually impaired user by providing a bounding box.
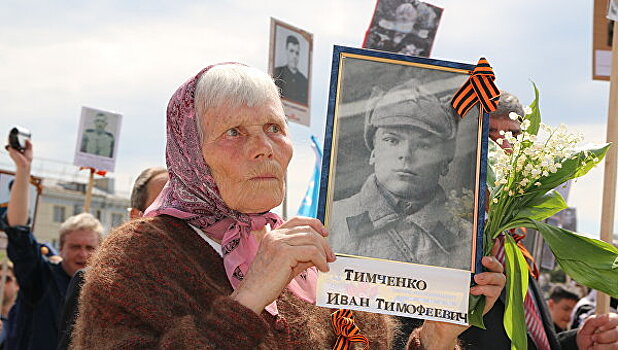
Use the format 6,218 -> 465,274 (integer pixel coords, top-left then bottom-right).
57,166 -> 168,350
128,167 -> 168,219
548,285 -> 580,333
274,35 -> 308,105
3,140 -> 102,350
0,262 -> 18,349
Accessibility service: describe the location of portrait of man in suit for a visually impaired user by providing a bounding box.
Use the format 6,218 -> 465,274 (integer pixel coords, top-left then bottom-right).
274,35 -> 309,105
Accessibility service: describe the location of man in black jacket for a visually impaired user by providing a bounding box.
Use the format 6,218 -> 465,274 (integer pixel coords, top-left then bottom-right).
3,140 -> 102,350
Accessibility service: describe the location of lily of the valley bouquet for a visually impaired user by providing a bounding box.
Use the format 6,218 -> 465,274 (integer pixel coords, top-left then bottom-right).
469,85 -> 618,349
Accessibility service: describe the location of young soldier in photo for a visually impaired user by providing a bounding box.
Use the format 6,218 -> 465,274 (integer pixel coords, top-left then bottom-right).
80,113 -> 115,158
329,80 -> 471,270
274,35 -> 308,105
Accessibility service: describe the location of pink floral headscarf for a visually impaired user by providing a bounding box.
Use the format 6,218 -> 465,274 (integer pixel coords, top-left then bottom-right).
144,63 -> 316,315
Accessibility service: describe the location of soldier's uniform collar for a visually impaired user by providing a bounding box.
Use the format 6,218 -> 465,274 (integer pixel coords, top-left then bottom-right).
358,174 -> 446,233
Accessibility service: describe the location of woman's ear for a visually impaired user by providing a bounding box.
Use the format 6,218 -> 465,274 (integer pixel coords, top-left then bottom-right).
129,208 -> 144,219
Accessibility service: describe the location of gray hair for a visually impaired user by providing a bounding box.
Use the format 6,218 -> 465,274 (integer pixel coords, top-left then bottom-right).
490,90 -> 525,119
194,64 -> 282,142
130,167 -> 167,211
59,213 -> 103,247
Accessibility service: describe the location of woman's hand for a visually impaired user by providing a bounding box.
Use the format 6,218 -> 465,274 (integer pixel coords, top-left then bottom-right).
471,256 -> 505,314
414,256 -> 506,349
230,216 -> 335,314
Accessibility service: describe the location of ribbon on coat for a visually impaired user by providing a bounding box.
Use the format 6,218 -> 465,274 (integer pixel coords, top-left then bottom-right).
451,57 -> 500,117
331,309 -> 369,350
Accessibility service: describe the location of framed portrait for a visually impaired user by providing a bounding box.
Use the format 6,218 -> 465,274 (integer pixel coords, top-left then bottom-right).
0,170 -> 42,232
363,0 -> 443,57
73,106 -> 122,172
593,0 -> 614,80
315,46 -> 488,325
269,17 -> 313,126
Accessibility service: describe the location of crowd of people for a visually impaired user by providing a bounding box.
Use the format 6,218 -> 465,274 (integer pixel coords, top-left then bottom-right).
1,140 -> 169,350
0,63 -> 615,349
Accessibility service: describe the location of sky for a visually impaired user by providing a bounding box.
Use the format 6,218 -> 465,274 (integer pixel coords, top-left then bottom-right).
0,0 -> 615,239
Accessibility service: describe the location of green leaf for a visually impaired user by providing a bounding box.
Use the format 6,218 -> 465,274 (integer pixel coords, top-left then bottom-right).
468,293 -> 486,329
534,143 -> 611,193
512,190 -> 567,222
571,144 -> 611,179
528,220 -> 618,298
503,234 -> 529,350
525,82 -> 541,136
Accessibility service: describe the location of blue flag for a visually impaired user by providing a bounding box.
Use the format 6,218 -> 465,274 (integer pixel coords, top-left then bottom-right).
296,135 -> 322,218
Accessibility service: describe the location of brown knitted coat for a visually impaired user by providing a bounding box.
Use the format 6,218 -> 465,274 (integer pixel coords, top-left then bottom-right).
70,215 -> 399,349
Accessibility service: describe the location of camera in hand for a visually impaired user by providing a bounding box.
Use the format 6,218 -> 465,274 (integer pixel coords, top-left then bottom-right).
8,126 -> 31,152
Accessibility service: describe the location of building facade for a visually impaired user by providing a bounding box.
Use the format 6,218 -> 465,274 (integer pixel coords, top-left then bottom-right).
32,178 -> 129,248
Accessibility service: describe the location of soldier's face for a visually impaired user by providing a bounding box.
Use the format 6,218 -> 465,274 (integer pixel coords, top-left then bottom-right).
94,116 -> 107,131
371,126 -> 445,199
285,43 -> 300,71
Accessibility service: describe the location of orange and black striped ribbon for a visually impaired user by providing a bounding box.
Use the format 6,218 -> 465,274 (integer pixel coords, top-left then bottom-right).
451,57 -> 500,118
331,309 -> 369,350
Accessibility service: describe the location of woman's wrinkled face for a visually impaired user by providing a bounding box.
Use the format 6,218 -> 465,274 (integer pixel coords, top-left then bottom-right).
200,100 -> 292,213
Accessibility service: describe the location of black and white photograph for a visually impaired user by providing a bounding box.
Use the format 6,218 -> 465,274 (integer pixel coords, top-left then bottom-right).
73,106 -> 122,172
269,18 -> 313,126
363,0 -> 443,57
608,0 -> 618,22
321,47 -> 486,271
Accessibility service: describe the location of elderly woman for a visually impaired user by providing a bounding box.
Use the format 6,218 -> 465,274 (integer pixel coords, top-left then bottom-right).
71,63 -> 504,349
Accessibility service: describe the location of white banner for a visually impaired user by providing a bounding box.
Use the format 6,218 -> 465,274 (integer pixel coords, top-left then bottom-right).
317,255 -> 471,325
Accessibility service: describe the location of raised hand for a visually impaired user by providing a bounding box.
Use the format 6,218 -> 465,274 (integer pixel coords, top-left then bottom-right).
6,139 -> 33,226
6,139 -> 33,171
